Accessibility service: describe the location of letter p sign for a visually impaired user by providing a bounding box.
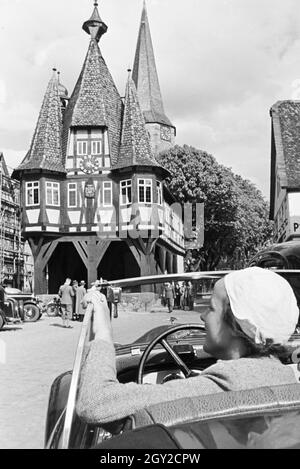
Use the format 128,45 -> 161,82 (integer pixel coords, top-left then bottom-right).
294,223 -> 300,232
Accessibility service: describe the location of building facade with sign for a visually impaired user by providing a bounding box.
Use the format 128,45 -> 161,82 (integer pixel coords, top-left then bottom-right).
13,2 -> 185,294
270,100 -> 300,242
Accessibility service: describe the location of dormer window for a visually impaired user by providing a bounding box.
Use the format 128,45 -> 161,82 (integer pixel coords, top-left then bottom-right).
77,141 -> 88,155
91,140 -> 102,155
73,128 -> 110,170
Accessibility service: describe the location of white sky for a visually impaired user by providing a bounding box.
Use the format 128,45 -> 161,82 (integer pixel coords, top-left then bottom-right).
1,0 -> 300,199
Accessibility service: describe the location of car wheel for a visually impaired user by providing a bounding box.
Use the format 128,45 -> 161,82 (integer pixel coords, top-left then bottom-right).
0,314 -> 4,330
46,303 -> 58,317
23,303 -> 40,322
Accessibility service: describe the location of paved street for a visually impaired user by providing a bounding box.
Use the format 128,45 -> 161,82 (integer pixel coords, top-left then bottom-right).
0,307 -> 201,449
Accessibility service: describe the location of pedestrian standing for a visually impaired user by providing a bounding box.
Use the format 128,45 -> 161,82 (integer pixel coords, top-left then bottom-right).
163,282 -> 175,313
179,282 -> 185,310
76,281 -> 87,322
174,282 -> 182,309
58,278 -> 74,328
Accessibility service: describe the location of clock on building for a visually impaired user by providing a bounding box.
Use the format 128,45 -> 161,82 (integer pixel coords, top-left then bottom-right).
160,125 -> 172,142
79,155 -> 100,174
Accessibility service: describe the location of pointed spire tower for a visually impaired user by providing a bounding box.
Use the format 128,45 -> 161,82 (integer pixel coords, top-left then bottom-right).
132,1 -> 176,156
62,1 -> 123,166
14,69 -> 65,177
114,71 -> 169,176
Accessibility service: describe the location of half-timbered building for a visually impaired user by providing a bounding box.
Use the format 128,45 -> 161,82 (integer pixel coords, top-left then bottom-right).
12,2 -> 184,294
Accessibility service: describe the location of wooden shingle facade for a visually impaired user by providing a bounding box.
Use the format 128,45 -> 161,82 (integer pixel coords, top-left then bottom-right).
13,2 -> 184,294
270,100 -> 300,242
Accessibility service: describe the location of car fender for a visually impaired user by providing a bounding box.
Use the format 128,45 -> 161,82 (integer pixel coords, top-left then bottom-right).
45,371 -> 72,447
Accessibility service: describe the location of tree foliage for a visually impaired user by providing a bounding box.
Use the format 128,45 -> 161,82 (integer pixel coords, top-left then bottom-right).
157,145 -> 273,271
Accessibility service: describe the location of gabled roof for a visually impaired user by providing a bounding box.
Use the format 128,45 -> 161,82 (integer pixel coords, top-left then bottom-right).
270,100 -> 300,218
13,70 -> 65,177
113,74 -> 164,172
62,38 -> 123,166
132,1 -> 174,129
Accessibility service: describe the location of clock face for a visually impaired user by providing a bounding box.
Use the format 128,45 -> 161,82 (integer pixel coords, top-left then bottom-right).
79,155 -> 100,174
160,125 -> 172,142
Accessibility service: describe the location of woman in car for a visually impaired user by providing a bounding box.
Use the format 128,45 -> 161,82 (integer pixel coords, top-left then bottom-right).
76,267 -> 299,425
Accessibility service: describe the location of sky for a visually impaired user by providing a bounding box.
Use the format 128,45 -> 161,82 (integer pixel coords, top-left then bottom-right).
1,0 -> 300,200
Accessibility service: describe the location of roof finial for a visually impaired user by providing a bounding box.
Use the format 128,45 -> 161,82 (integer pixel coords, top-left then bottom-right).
83,0 -> 108,42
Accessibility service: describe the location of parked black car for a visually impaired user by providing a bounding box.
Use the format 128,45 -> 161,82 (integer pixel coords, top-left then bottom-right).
249,241 -> 300,270
2,287 -> 43,326
249,241 -> 300,325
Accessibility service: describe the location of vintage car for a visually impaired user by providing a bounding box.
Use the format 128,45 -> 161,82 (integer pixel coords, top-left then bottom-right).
2,287 -> 43,325
249,241 -> 300,321
249,240 -> 300,270
44,271 -> 300,449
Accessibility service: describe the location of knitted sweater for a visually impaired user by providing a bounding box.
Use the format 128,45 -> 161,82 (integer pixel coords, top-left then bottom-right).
76,339 -> 297,425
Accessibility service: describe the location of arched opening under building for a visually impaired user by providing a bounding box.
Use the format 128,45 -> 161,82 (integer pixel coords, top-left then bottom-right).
98,241 -> 140,282
48,242 -> 87,294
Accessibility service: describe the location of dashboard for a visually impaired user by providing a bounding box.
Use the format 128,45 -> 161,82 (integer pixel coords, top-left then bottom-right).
142,368 -> 202,384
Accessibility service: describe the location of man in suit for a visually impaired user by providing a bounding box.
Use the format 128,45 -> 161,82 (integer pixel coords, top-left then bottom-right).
58,278 -> 74,328
163,282 -> 175,313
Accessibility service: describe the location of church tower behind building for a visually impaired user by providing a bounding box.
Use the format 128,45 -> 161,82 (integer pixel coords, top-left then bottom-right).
132,1 -> 176,156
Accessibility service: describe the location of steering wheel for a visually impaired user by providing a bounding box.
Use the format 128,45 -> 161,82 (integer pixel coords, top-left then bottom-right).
137,324 -> 205,384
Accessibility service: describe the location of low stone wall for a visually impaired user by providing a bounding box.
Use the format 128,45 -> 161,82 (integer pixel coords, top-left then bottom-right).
36,292 -> 163,314
118,292 -> 162,313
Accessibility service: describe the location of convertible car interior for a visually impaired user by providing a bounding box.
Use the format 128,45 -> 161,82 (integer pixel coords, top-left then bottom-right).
44,272 -> 300,450
45,323 -> 300,449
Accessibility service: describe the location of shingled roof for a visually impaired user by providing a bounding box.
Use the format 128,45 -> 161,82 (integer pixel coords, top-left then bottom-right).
13,70 -> 65,177
62,38 -> 123,166
132,1 -> 174,129
270,100 -> 300,217
113,74 -> 162,171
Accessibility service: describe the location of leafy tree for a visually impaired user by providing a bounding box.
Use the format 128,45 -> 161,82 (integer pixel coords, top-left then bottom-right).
157,145 -> 273,271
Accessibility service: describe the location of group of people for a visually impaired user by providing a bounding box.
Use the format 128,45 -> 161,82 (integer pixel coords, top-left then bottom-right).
58,278 -> 87,328
162,281 -> 194,313
58,278 -> 117,328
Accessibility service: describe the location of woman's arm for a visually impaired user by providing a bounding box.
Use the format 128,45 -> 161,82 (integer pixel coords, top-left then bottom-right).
82,290 -> 113,344
76,291 -> 223,425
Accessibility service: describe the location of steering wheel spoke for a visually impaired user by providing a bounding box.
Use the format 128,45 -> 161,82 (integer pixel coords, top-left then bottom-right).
137,324 -> 205,384
160,338 -> 193,378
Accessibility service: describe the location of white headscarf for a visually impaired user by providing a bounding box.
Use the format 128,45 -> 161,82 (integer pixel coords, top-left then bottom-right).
224,267 -> 299,344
